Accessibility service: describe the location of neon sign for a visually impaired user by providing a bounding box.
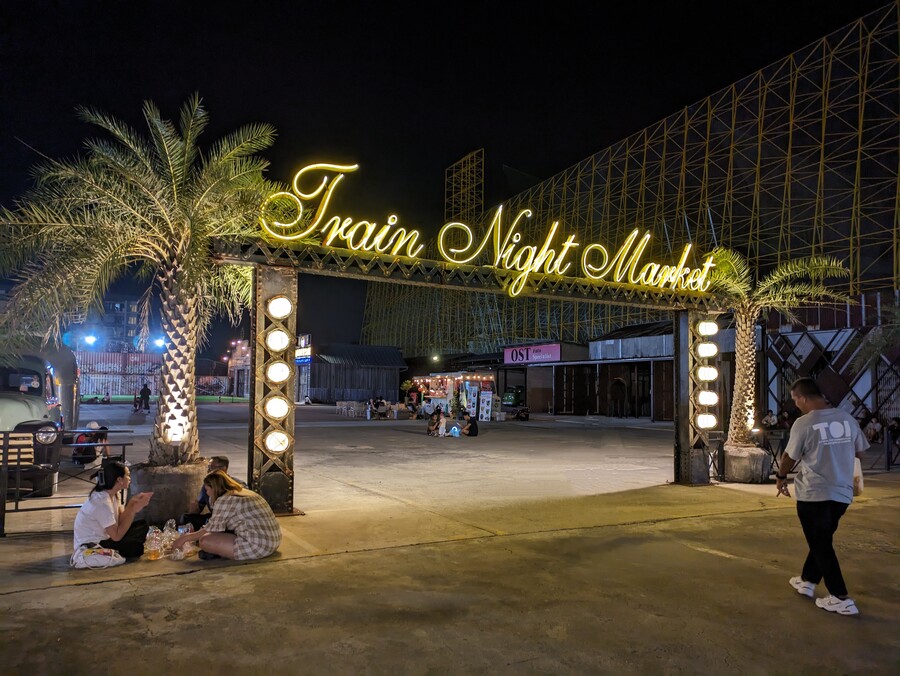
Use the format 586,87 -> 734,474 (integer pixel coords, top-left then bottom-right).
260,163 -> 424,258
261,163 -> 714,297
438,207 -> 714,296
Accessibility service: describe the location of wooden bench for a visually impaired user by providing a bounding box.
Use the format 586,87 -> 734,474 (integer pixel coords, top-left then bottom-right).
2,432 -> 57,498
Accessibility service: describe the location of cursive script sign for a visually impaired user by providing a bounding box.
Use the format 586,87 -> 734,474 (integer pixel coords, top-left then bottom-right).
260,163 -> 714,297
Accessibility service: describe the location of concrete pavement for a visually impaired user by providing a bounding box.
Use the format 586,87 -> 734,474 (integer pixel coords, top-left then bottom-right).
1,404 -> 898,674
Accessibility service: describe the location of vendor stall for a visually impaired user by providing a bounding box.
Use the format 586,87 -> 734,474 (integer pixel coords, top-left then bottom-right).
411,371 -> 495,419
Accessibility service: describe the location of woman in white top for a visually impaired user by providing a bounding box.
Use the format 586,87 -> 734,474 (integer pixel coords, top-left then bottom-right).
72,462 -> 152,559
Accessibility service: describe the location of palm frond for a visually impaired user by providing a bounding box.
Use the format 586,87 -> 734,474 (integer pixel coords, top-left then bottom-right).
178,93 -> 208,186
206,123 -> 277,166
756,256 -> 850,294
76,105 -> 156,176
143,99 -> 186,203
706,247 -> 752,301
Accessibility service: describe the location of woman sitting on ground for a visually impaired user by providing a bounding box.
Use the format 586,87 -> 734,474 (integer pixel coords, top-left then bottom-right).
171,470 -> 281,561
72,462 -> 152,559
426,412 -> 439,436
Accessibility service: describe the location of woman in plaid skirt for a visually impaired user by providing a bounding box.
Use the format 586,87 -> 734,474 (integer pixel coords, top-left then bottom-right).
172,470 -> 281,560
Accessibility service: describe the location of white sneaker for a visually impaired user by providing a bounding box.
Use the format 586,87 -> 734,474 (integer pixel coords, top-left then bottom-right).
789,576 -> 815,599
815,595 -> 859,616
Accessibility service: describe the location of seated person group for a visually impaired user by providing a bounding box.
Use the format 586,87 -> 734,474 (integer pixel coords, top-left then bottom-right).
73,456 -> 281,564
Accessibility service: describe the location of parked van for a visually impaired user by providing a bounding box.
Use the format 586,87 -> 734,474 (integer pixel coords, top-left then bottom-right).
0,347 -> 79,497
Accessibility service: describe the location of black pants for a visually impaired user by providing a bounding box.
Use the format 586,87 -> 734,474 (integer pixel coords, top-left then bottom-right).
796,500 -> 849,597
179,513 -> 210,532
100,519 -> 149,559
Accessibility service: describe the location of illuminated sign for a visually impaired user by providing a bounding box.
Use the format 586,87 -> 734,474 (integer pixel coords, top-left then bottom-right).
439,207 -> 714,297
504,343 -> 561,364
295,334 -> 312,364
261,163 -> 714,298
260,164 -> 423,258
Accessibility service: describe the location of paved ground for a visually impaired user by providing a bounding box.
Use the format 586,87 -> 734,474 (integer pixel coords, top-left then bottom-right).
1,404 -> 898,674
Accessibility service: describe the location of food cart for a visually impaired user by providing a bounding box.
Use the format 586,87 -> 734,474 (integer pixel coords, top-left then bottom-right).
411,371 -> 496,420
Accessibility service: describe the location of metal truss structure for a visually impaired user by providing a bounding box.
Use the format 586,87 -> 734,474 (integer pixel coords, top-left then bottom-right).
363,3 -> 899,357
249,265 -> 298,514
219,240 -> 717,310
444,149 -> 484,224
764,326 -> 900,424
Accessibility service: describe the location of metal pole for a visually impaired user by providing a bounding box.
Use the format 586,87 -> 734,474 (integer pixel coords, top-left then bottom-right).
673,311 -> 691,484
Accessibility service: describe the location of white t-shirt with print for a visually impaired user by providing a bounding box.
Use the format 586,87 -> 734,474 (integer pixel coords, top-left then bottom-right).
785,408 -> 869,503
73,491 -> 118,549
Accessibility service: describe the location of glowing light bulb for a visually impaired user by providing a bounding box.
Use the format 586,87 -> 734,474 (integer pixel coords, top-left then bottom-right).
695,342 -> 718,358
264,396 -> 290,419
697,321 -> 719,336
266,329 -> 290,352
266,361 -> 291,384
696,413 -> 717,429
267,296 -> 293,319
697,366 -> 719,382
264,431 -> 290,453
696,390 -> 719,406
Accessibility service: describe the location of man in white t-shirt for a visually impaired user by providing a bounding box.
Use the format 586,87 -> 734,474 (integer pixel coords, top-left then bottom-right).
776,378 -> 869,616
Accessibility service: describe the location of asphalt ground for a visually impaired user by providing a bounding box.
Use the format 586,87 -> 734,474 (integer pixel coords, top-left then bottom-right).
1,403 -> 897,674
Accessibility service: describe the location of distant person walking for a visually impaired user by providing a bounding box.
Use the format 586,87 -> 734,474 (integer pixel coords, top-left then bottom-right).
139,383 -> 151,412
777,377 -> 869,616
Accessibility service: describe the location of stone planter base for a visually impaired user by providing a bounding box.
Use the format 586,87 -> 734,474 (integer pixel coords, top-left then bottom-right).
129,462 -> 208,525
723,443 -> 773,483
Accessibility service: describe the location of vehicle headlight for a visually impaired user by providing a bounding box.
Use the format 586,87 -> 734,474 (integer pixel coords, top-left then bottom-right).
35,425 -> 59,445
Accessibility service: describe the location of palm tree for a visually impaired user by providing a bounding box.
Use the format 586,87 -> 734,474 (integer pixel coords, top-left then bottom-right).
0,95 -> 276,466
707,248 -> 850,454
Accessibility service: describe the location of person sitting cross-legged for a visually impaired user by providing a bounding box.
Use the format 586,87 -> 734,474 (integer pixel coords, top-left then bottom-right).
426,413 -> 439,436
179,456 -> 244,532
172,470 -> 281,561
72,462 -> 152,560
461,411 -> 479,437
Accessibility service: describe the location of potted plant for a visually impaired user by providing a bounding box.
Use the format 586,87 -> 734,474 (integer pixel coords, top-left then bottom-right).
0,95 -> 276,522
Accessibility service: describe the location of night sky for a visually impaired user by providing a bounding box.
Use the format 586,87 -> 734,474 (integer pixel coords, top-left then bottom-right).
0,0 -> 889,358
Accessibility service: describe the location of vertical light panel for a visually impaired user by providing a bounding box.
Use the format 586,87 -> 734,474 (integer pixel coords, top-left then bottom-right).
250,265 -> 298,514
675,311 -> 719,485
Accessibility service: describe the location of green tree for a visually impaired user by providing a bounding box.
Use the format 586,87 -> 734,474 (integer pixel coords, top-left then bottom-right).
707,249 -> 851,449
0,95 -> 276,465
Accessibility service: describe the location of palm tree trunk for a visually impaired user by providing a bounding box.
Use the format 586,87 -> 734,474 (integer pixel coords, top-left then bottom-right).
728,304 -> 758,445
149,264 -> 200,465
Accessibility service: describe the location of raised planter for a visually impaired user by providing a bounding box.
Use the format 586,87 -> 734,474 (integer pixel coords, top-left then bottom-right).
129,461 -> 207,525
723,443 -> 773,483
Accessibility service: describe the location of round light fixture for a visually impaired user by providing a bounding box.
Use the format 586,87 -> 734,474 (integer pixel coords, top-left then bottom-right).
265,361 -> 292,384
264,430 -> 291,453
697,321 -> 719,337
267,296 -> 293,319
696,366 -> 719,382
265,329 -> 290,352
696,413 -> 717,429
264,396 -> 290,419
695,342 -> 718,358
696,390 -> 719,407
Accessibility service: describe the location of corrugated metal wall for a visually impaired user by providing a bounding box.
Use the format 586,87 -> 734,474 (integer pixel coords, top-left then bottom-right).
308,363 -> 401,403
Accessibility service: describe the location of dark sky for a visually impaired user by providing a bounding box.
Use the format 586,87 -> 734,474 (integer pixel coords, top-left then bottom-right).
0,0 -> 890,358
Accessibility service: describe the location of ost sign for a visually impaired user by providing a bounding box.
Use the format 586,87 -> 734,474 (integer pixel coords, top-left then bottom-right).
504,343 -> 561,365
260,163 -> 715,298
